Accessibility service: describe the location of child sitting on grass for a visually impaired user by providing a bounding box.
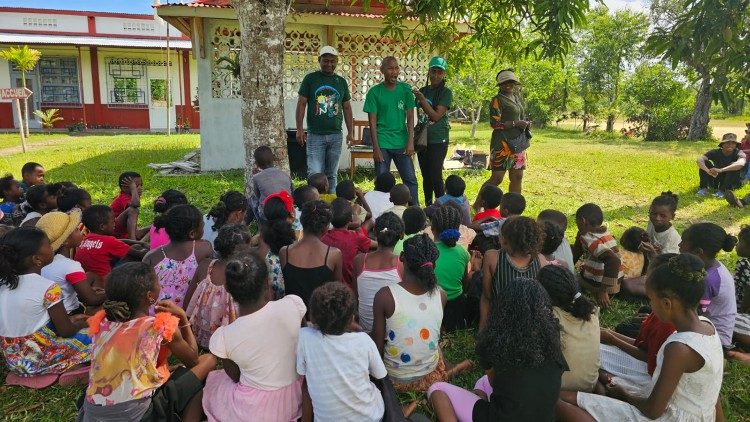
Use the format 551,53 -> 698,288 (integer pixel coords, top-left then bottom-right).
364,172 -> 395,220
472,184 -> 503,223
19,161 -> 45,193
203,190 -> 248,245
110,171 -> 143,240
203,252 -> 306,422
0,227 -> 91,381
538,265 -> 600,392
147,189 -> 188,250
558,254 -> 724,422
38,210 -> 104,313
185,224 -> 250,349
538,209 -> 575,272
255,192 -> 297,299
308,173 -> 336,203
143,204 -> 214,309
321,198 -> 376,289
540,220 -> 567,268
0,174 -> 22,225
19,184 -> 57,227
645,191 -> 681,255
393,206 -> 427,255
298,282 -> 389,422
292,185 -> 320,239
573,203 -> 623,309
431,175 -> 471,226
335,180 -> 372,230
76,205 -> 147,280
729,226 -> 750,363
79,262 -> 216,421
619,226 -> 649,297
56,186 -> 92,213
384,184 -> 410,219
251,146 -> 292,221
469,191 -> 525,251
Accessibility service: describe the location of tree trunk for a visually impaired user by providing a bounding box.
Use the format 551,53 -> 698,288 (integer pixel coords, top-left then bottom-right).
21,72 -> 29,137
232,0 -> 289,198
470,105 -> 482,139
688,75 -> 711,140
606,114 -> 615,132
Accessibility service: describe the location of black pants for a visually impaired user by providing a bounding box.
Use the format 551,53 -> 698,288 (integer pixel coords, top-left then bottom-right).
442,294 -> 467,332
699,163 -> 742,190
417,142 -> 449,205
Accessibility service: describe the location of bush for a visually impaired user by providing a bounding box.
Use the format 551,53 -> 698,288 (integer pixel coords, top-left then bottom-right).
515,59 -> 573,127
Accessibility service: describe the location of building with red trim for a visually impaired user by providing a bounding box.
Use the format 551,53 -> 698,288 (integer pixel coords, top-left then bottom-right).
0,7 -> 199,131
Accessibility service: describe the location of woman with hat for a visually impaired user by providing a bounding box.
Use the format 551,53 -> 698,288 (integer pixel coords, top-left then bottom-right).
696,132 -> 746,198
473,69 -> 532,208
413,56 -> 454,206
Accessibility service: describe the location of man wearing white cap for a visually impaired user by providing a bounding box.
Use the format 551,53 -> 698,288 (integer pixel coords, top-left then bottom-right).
296,46 -> 354,193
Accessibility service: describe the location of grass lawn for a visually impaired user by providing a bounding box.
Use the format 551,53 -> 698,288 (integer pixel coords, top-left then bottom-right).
1,125 -> 749,421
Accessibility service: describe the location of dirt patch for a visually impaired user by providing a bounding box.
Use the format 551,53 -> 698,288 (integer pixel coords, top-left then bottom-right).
0,138 -> 71,155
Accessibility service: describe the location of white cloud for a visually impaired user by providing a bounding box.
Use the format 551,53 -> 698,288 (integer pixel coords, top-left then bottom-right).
598,0 -> 650,12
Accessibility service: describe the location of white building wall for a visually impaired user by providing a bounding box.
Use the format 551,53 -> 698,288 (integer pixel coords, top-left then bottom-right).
95,16 -> 181,39
0,12 -> 88,33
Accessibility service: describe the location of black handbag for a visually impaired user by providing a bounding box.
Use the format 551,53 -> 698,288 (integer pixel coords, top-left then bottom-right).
414,121 -> 429,152
505,130 -> 530,153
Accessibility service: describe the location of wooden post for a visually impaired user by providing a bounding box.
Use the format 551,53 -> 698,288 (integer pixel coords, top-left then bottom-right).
14,98 -> 26,153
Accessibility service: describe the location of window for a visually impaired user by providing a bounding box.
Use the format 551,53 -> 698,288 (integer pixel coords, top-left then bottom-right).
107,58 -> 147,105
150,79 -> 170,107
39,57 -> 80,105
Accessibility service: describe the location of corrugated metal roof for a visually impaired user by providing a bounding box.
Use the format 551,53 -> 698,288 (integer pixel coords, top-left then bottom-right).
158,0 -> 232,8
0,33 -> 192,49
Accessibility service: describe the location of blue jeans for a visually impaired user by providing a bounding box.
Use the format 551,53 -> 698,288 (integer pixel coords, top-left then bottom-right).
374,148 -> 420,206
306,133 -> 343,193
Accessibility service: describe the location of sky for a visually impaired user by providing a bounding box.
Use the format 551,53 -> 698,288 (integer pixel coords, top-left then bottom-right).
0,0 -> 650,15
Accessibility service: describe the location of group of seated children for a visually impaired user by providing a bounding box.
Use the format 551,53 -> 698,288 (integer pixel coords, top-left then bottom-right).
0,149 -> 747,422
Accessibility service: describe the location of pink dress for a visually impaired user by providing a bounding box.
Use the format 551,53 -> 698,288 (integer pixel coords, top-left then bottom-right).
149,225 -> 171,250
185,260 -> 239,349
153,241 -> 199,309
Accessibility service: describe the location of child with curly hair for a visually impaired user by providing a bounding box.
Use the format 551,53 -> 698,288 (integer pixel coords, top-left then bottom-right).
146,189 -> 188,250
298,282 -> 388,421
203,191 -> 248,245
203,252 -> 306,422
558,254 -> 724,422
79,262 -> 216,421
321,198 -> 376,289
428,276 -> 567,421
0,174 -> 23,225
539,220 -> 567,268
255,192 -> 296,299
110,171 -> 142,239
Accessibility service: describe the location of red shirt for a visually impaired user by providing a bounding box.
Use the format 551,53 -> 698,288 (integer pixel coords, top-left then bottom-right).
634,313 -> 676,375
321,228 -> 371,288
75,233 -> 130,278
110,192 -> 131,239
473,209 -> 501,222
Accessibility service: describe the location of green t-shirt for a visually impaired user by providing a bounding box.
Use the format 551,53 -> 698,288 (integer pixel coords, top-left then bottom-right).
489,93 -> 525,140
298,71 -> 351,135
434,241 -> 469,300
393,232 -> 418,256
419,85 -> 453,144
363,82 -> 416,149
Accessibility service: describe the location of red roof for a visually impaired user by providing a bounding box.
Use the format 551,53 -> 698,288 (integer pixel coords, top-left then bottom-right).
180,0 -> 231,8
160,0 -> 387,14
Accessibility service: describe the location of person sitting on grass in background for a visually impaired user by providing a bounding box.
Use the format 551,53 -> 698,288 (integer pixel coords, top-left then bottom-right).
335,179 -> 373,231
480,216 -> 546,330
365,172 -> 395,220
19,184 -> 57,227
38,210 -> 105,313
372,234 -> 472,393
353,212 -> 404,333
321,198 -> 376,289
540,220 -> 568,269
428,277 -> 567,422
298,282 -> 393,422
292,185 -> 320,239
469,190 -> 525,244
0,174 -> 23,225
619,227 -> 649,298
203,190 -> 248,245
573,203 -> 623,310
143,204 -> 214,310
0,227 -> 91,384
558,254 -> 724,422
679,222 -> 737,350
645,191 -> 681,254
202,252 -> 307,422
538,209 -> 575,272
696,133 -> 746,198
472,184 -> 503,223
250,146 -> 292,222
75,205 -> 147,280
429,175 -> 471,226
538,265 -> 600,392
145,189 -> 188,250
110,171 -> 143,240
393,205 -> 427,255
79,262 -> 216,422
728,226 -> 750,364
281,200 -> 343,315
384,183 -> 411,219
307,172 -> 337,203
19,161 -> 45,193
56,186 -> 92,213
253,192 -> 297,299
185,224 -> 250,349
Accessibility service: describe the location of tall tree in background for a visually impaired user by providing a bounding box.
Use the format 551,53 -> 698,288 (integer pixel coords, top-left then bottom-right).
0,45 -> 42,138
449,45 -> 498,138
575,7 -> 648,132
647,0 -> 750,140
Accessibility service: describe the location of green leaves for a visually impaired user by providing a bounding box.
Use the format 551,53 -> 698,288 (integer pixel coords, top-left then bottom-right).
0,45 -> 42,72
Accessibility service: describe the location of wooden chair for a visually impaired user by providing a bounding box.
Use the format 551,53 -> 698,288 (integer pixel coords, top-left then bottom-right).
348,119 -> 373,179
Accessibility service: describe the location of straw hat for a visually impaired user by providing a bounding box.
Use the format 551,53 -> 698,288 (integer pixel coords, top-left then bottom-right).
496,70 -> 520,86
718,133 -> 740,147
36,209 -> 82,251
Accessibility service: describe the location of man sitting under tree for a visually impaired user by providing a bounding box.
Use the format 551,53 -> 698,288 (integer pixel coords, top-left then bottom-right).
696,133 -> 746,199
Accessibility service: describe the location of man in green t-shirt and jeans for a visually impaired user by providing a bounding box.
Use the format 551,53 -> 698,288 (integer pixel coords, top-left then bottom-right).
296,46 -> 354,193
363,56 -> 419,205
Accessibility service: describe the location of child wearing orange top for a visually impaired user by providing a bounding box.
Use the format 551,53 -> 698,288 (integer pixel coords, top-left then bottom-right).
78,262 -> 216,421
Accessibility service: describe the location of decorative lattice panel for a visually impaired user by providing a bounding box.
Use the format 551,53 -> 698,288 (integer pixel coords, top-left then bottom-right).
284,29 -> 322,100
336,32 -> 429,101
211,25 -> 242,99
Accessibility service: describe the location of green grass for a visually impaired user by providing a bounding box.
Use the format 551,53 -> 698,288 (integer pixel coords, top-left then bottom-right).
1,125 -> 750,420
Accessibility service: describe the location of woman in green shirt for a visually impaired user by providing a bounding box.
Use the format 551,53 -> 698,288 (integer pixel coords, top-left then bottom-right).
473,70 -> 531,209
414,56 -> 453,206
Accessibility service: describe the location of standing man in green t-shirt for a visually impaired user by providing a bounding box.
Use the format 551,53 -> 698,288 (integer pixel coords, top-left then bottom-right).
363,56 -> 419,205
296,46 -> 354,193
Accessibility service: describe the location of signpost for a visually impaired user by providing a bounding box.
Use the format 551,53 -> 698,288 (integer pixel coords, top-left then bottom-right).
1,87 -> 33,153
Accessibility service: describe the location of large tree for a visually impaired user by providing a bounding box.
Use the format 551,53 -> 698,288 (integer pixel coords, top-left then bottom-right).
449,44 -> 498,138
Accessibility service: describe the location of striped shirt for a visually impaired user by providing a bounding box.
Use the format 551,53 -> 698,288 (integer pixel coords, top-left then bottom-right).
492,251 -> 542,298
580,230 -> 623,287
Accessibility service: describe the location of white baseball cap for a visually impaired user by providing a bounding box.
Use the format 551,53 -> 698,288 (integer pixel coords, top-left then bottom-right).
319,46 -> 338,57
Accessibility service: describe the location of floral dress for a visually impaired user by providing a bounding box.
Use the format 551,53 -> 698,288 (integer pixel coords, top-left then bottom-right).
153,241 -> 199,309
489,93 -> 527,171
185,260 -> 239,349
267,251 -> 285,300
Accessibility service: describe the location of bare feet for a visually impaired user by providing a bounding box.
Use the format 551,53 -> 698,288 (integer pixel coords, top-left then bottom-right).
402,400 -> 418,418
727,350 -> 750,365
445,359 -> 473,379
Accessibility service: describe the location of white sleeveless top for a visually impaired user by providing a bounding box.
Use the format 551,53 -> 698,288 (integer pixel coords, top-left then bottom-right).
384,284 -> 442,382
357,254 -> 401,333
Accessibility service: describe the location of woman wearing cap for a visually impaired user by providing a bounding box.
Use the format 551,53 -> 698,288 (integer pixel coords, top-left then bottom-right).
474,69 -> 531,207
413,56 -> 454,206
697,132 -> 746,198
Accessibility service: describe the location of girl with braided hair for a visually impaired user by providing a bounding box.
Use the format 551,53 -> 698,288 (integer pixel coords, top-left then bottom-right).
145,189 -> 188,250
538,264 -> 600,392
559,253 -> 724,422
202,190 -> 248,245
372,234 -> 471,393
80,262 -> 216,421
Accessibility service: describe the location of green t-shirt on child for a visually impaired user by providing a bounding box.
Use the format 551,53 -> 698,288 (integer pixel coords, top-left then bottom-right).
298,71 -> 351,135
393,232 -> 418,256
363,82 -> 416,150
419,85 -> 453,144
435,241 -> 470,300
